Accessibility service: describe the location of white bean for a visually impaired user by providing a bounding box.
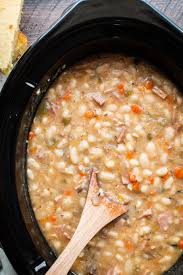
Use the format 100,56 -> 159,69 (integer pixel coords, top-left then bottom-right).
42,188 -> 50,197
100,171 -> 115,182
54,149 -> 64,157
88,135 -> 96,143
52,240 -> 61,250
90,147 -> 103,158
62,109 -> 70,118
78,140 -> 89,151
56,161 -> 66,169
140,184 -> 149,194
108,230 -> 118,238
45,222 -> 52,231
126,142 -> 134,151
144,94 -> 155,103
42,116 -> 48,124
94,122 -> 101,129
136,200 -> 143,208
115,254 -> 123,262
115,240 -> 124,247
103,121 -> 111,127
62,197 -> 73,207
153,235 -> 164,241
63,211 -> 73,220
120,105 -> 131,113
105,159 -> 115,168
156,167 -> 168,177
130,94 -> 138,102
139,226 -> 151,235
107,104 -> 117,112
159,256 -> 172,264
130,159 -> 139,166
27,169 -> 34,180
99,130 -> 113,141
80,197 -> 86,207
134,125 -> 145,136
124,259 -> 133,273
70,147 -> 79,164
103,251 -> 112,257
146,141 -> 156,157
31,184 -> 38,191
83,156 -> 90,164
96,241 -> 105,248
161,197 -> 172,205
165,127 -> 175,141
117,144 -> 126,153
28,158 -> 40,169
34,127 -> 42,134
46,125 -> 57,139
65,165 -> 75,175
164,177 -> 174,190
160,153 -> 168,164
143,169 -> 152,177
124,114 -> 131,126
139,153 -> 149,168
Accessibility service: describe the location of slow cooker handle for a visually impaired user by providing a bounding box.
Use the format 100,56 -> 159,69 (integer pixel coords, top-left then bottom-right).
57,0 -> 182,39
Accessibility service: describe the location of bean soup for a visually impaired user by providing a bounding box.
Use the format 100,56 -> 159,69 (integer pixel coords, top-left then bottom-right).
27,54 -> 183,275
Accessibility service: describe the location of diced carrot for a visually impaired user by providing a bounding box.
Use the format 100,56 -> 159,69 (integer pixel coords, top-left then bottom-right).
131,104 -> 143,114
63,190 -> 74,196
129,172 -> 137,183
132,182 -> 140,191
84,111 -> 95,119
95,115 -> 100,120
178,239 -> 183,249
118,83 -> 124,94
118,83 -> 124,90
79,172 -> 87,177
125,240 -> 134,251
29,131 -> 36,140
55,96 -> 63,105
149,189 -> 156,196
49,215 -> 57,222
174,166 -> 183,179
146,201 -> 153,208
148,176 -> 154,185
126,151 -> 134,159
176,205 -> 183,212
30,146 -> 37,154
39,217 -> 47,224
162,171 -> 171,181
63,92 -> 72,100
145,79 -> 154,90
166,95 -> 174,105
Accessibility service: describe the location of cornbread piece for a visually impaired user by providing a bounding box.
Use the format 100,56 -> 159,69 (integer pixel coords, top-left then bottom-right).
13,31 -> 28,61
0,0 -> 24,74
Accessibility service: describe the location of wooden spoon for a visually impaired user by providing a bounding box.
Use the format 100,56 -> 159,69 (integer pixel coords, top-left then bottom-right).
46,169 -> 128,275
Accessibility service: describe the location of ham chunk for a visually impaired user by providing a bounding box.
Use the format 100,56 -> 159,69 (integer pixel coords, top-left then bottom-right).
139,209 -> 153,219
117,126 -> 126,143
107,265 -> 121,275
152,86 -> 167,99
157,212 -> 173,231
121,176 -> 129,185
92,93 -> 105,106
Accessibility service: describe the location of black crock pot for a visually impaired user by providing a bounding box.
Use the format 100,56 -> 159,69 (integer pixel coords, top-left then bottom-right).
0,0 -> 183,274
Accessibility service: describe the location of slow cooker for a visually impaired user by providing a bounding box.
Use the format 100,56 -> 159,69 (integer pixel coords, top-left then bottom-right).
0,0 -> 183,274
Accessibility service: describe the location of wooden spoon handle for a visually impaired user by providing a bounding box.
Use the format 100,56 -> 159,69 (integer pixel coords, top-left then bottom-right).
46,171 -> 127,275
